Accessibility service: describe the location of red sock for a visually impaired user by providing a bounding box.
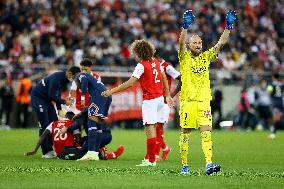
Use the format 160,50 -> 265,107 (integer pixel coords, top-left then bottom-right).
156,123 -> 166,151
106,152 -> 115,159
147,138 -> 157,163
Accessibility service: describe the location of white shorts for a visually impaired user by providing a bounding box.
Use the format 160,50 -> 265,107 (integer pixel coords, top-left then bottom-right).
158,103 -> 171,123
142,96 -> 165,125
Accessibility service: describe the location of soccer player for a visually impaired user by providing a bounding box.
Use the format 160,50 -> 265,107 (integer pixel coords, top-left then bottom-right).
267,73 -> 284,139
74,72 -> 112,161
24,112 -> 81,159
68,58 -> 124,158
178,10 -> 236,175
153,55 -> 181,161
69,58 -> 101,113
30,66 -> 81,158
60,110 -> 124,160
102,39 -> 174,166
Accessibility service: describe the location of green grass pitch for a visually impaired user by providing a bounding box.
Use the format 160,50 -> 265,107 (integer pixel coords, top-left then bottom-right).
0,129 -> 283,189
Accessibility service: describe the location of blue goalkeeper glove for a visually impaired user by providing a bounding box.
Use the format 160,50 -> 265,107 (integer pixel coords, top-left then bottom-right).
182,10 -> 195,29
225,10 -> 237,30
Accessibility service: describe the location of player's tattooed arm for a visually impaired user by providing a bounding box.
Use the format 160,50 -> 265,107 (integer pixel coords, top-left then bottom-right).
171,76 -> 181,98
101,77 -> 138,97
24,130 -> 50,156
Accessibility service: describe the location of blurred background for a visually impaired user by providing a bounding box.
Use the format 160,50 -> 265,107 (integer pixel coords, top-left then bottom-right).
0,0 -> 283,131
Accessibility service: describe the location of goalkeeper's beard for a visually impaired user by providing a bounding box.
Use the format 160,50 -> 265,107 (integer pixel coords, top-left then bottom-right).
190,48 -> 202,56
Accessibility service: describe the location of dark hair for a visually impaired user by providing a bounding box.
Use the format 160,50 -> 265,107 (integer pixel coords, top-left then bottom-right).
272,72 -> 280,80
68,66 -> 81,76
80,58 -> 93,67
65,111 -> 75,120
131,39 -> 155,61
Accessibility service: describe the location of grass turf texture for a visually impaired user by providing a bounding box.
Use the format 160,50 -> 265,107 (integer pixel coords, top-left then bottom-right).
0,129 -> 283,189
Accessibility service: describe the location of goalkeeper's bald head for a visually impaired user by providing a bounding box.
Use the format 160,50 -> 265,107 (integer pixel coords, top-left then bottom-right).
188,34 -> 203,55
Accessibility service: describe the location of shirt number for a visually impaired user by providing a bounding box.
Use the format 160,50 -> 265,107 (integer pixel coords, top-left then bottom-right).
54,128 -> 67,141
153,69 -> 160,83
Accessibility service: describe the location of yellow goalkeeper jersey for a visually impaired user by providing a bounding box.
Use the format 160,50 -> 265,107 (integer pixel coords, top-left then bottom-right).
178,48 -> 216,101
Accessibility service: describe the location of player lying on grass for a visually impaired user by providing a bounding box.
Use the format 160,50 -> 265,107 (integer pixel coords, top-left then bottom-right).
30,66 -> 81,158
178,10 -> 236,175
74,72 -> 112,161
102,39 -> 174,167
60,110 -> 124,160
24,112 -> 83,159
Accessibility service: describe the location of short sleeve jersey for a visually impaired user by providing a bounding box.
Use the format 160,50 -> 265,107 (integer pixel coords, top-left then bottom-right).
132,58 -> 164,100
178,48 -> 216,101
161,60 -> 180,91
46,120 -> 79,156
71,72 -> 101,111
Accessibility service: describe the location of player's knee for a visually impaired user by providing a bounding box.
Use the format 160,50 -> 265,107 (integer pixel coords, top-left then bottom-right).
200,125 -> 212,132
181,128 -> 191,134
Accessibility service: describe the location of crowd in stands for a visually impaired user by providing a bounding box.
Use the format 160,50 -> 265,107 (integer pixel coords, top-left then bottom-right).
0,0 -> 283,130
0,0 -> 283,79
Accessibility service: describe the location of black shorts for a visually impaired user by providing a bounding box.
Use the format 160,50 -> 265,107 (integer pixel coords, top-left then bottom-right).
257,105 -> 272,119
60,146 -> 84,160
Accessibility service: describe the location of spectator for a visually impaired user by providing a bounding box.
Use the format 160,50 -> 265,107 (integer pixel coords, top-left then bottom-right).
15,73 -> 32,128
0,77 -> 14,128
211,87 -> 223,129
0,0 -> 281,71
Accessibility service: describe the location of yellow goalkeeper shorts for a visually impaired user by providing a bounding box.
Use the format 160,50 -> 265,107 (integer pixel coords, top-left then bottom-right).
179,100 -> 212,129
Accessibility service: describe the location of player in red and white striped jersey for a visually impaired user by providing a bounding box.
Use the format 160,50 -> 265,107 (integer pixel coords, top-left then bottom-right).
102,40 -> 174,166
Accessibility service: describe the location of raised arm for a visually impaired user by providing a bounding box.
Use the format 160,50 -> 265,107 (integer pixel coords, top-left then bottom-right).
213,10 -> 237,55
101,77 -> 138,97
179,29 -> 188,54
179,10 -> 195,55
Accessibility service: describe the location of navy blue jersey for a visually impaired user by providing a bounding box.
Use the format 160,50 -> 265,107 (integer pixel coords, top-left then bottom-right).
76,73 -> 107,102
269,81 -> 284,110
31,71 -> 69,109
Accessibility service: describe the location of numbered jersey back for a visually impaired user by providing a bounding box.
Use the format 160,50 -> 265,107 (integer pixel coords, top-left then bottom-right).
51,120 -> 75,156
139,58 -> 164,100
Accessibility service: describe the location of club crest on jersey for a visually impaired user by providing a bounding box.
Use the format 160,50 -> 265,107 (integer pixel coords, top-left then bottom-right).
204,110 -> 212,118
151,63 -> 156,68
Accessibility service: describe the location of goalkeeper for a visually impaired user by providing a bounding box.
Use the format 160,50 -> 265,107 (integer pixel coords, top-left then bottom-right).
178,10 -> 237,175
